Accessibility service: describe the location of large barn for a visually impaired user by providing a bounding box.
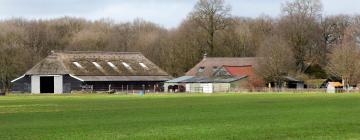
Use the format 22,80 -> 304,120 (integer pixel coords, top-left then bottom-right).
11,51 -> 172,94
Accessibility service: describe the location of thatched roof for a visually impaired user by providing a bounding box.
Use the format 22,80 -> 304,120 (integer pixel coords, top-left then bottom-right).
25,51 -> 170,77
76,76 -> 172,82
185,57 -> 258,77
25,53 -> 69,75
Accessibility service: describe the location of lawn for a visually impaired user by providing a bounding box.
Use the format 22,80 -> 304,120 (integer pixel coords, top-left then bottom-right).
0,93 -> 360,140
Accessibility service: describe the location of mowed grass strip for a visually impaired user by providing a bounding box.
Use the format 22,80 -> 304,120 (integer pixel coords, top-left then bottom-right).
0,93 -> 360,140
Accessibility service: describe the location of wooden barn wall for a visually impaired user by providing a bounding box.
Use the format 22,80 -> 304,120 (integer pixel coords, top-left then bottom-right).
63,75 -> 83,93
84,81 -> 164,92
11,76 -> 31,93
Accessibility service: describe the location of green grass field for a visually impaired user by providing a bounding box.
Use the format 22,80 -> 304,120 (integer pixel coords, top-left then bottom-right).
1,93 -> 360,140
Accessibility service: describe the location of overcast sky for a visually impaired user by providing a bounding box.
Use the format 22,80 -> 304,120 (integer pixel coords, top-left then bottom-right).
0,0 -> 359,28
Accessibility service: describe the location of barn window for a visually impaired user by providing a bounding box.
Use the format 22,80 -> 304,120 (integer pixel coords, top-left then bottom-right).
92,62 -> 102,69
139,62 -> 149,70
122,62 -> 133,70
198,67 -> 205,73
72,62 -> 83,68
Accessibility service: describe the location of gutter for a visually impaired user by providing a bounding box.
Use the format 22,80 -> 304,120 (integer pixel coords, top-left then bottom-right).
11,75 -> 25,83
69,74 -> 84,82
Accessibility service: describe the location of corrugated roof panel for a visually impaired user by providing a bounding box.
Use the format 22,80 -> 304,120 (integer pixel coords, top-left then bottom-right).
166,76 -> 194,83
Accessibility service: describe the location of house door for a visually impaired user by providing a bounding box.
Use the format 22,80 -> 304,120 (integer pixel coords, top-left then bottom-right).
40,76 -> 54,93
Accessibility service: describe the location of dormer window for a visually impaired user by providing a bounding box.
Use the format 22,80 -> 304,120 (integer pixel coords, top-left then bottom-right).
198,67 -> 205,73
72,62 -> 83,68
139,62 -> 149,70
213,66 -> 218,72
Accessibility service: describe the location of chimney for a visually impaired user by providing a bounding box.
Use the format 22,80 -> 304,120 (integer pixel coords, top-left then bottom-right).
203,53 -> 207,60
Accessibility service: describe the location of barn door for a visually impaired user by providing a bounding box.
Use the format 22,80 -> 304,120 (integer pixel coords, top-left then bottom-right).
40,76 -> 54,93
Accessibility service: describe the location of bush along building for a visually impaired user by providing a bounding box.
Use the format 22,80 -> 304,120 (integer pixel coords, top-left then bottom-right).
11,51 -> 172,94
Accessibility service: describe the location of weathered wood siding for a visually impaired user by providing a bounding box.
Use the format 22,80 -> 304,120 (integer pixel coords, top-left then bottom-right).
12,76 -> 31,93
63,75 -> 83,93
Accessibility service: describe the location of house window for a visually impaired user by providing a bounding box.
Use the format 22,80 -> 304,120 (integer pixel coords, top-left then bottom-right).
72,62 -> 83,68
198,67 -> 205,73
139,62 -> 149,70
122,62 -> 133,70
92,62 -> 102,69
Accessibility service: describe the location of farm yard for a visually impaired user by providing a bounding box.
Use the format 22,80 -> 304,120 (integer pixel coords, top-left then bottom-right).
0,0 -> 360,139
1,93 -> 360,140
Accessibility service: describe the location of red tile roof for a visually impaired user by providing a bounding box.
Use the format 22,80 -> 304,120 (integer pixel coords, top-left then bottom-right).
223,65 -> 255,77
185,57 -> 258,77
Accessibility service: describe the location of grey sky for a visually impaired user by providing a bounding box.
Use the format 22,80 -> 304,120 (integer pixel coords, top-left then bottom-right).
0,0 -> 359,28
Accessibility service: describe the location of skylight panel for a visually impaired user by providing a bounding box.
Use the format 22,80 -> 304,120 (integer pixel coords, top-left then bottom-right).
92,62 -> 102,69
72,62 -> 83,68
107,62 -> 117,68
106,61 -> 121,73
122,62 -> 133,70
139,62 -> 149,70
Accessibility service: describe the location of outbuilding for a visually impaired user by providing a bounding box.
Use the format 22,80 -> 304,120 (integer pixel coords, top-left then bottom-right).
11,51 -> 172,94
326,82 -> 343,93
164,76 -> 248,93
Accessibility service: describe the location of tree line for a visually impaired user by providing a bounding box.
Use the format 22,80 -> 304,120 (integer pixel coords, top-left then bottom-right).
1,0 -> 360,91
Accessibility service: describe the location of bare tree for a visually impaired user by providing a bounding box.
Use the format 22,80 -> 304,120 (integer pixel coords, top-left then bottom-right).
0,48 -> 26,93
280,0 -> 324,72
321,15 -> 352,49
190,0 -> 232,56
0,22 -> 32,93
326,25 -> 360,90
256,35 -> 296,88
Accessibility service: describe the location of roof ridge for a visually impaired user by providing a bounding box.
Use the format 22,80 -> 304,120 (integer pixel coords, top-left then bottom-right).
205,57 -> 258,59
223,65 -> 252,67
53,51 -> 142,54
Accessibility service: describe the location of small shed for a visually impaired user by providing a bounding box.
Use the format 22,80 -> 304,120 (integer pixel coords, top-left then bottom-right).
165,76 -> 248,93
164,76 -> 194,93
327,82 -> 343,93
284,76 -> 305,89
304,79 -> 328,88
